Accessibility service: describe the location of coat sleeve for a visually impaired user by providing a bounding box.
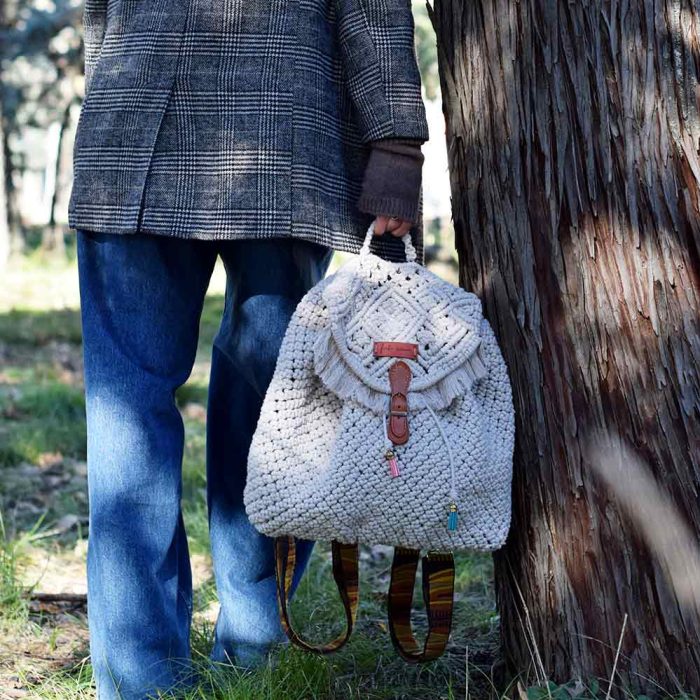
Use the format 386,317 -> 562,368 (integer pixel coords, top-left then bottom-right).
334,0 -> 429,144
83,0 -> 108,92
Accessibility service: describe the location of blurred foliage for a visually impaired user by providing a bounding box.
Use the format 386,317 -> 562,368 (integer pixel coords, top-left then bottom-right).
0,0 -> 83,128
413,0 -> 440,101
0,0 -> 85,260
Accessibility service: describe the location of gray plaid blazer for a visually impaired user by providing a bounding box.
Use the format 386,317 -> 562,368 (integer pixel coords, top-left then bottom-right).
68,0 -> 429,262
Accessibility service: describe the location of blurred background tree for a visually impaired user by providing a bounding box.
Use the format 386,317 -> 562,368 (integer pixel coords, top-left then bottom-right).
0,0 -> 83,265
412,0 -> 440,102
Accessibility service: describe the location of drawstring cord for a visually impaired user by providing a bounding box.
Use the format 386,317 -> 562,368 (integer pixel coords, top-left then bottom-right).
424,405 -> 458,502
425,405 -> 460,531
381,404 -> 459,531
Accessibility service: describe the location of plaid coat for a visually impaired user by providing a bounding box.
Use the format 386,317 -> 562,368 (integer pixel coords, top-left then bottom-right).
68,0 -> 429,262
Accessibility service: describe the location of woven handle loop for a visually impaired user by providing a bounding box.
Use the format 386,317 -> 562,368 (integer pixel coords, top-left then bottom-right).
275,536 -> 360,654
359,219 -> 417,263
387,547 -> 455,663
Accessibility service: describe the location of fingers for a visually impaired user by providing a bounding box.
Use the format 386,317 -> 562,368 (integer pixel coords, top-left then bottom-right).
393,221 -> 412,237
372,216 -> 413,237
373,215 -> 390,235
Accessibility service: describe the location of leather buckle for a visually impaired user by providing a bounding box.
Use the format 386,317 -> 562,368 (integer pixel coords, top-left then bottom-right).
387,360 -> 411,445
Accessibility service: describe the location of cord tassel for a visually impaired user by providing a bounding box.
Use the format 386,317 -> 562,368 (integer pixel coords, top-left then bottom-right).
447,503 -> 459,531
385,449 -> 401,478
382,412 -> 401,478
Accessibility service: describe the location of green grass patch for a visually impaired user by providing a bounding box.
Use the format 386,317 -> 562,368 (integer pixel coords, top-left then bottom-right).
176,381 -> 210,408
0,382 -> 86,467
0,308 -> 82,346
198,295 -> 226,353
182,416 -> 211,556
18,655 -> 95,700
0,511 -> 30,623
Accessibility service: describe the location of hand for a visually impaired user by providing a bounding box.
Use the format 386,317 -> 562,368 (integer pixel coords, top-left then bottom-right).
372,215 -> 413,238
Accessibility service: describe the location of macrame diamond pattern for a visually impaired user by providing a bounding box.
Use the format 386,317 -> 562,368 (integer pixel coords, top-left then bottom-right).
244,244 -> 515,552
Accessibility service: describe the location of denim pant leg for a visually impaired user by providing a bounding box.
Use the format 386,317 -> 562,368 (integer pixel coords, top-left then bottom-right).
76,230 -> 217,700
206,237 -> 334,667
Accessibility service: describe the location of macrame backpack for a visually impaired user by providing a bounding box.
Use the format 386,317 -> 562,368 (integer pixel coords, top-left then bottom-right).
244,222 -> 515,662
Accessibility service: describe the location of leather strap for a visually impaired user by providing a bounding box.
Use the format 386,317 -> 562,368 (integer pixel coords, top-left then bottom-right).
387,548 -> 455,663
373,341 -> 418,359
387,360 -> 411,444
275,536 -> 360,654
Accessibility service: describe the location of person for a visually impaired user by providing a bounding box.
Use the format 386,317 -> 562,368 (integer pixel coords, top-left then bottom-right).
69,0 -> 429,697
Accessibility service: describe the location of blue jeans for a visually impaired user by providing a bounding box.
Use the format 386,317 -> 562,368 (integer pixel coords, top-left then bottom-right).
76,230 -> 334,699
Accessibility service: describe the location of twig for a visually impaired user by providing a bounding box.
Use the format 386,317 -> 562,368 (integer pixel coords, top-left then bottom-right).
506,555 -> 550,695
465,644 -> 469,700
605,613 -> 628,700
30,592 -> 86,604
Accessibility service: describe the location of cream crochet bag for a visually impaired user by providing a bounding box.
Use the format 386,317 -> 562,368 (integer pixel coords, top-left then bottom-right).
244,222 -> 515,662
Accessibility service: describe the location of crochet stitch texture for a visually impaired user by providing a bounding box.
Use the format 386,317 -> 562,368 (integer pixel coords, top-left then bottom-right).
244,225 -> 515,552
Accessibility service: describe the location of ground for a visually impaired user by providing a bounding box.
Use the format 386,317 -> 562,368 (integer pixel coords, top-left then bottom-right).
0,241 -> 511,699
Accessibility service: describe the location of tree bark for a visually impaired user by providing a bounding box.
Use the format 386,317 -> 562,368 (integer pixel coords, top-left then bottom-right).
429,0 -> 700,694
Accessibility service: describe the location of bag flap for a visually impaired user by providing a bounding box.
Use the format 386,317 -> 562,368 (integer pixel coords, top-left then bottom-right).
312,256 -> 488,413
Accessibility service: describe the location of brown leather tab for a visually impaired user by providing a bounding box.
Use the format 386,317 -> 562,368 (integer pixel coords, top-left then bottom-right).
387,360 -> 411,444
374,341 -> 418,360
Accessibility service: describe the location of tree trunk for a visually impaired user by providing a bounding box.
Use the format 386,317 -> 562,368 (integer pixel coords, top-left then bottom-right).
1,113 -> 22,259
0,0 -> 9,269
43,102 -> 73,257
0,103 -> 9,270
429,0 -> 700,694
1,0 -> 24,259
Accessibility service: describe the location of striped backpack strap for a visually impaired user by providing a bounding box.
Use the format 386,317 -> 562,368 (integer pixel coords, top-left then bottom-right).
274,535 -> 360,654
387,547 -> 455,663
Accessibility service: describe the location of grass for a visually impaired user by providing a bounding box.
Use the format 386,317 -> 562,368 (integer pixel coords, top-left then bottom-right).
0,382 -> 87,467
0,511 -> 31,622
1,247 -> 696,700
0,249 -> 496,698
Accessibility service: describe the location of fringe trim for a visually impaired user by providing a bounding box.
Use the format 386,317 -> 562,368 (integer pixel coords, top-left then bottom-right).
411,351 -> 488,409
312,325 -> 489,413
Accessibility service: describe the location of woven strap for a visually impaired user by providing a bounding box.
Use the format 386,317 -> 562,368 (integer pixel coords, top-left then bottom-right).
274,535 -> 360,654
387,547 -> 455,663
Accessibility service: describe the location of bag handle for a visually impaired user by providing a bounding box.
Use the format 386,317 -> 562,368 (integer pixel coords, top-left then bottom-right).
359,220 -> 418,263
275,535 -> 360,654
387,547 -> 455,663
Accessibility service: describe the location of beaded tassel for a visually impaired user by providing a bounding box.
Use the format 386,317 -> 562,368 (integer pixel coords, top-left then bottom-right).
385,449 -> 401,478
447,502 -> 459,531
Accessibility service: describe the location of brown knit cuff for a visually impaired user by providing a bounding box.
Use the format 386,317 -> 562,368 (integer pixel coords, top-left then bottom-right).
357,138 -> 425,223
